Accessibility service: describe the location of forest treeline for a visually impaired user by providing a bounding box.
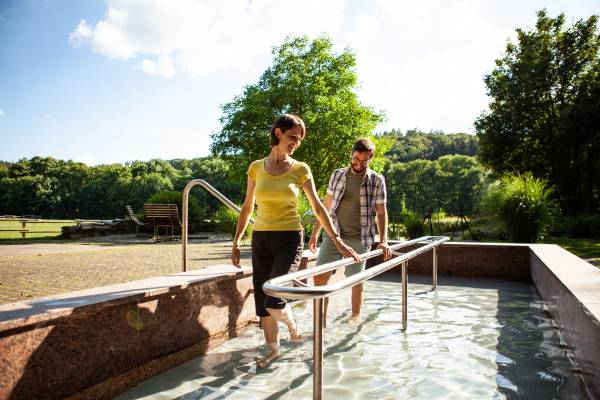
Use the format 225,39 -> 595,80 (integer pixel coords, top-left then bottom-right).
0,130 -> 482,223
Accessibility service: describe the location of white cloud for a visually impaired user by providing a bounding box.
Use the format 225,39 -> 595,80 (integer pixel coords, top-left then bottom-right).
341,0 -> 538,133
0,109 -> 4,116
140,55 -> 175,77
69,0 -> 346,76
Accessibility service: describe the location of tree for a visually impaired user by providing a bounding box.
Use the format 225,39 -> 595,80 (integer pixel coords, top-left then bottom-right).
381,129 -> 478,162
475,10 -> 600,214
210,35 -> 384,190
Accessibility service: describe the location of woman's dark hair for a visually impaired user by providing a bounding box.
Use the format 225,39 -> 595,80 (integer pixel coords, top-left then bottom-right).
270,114 -> 306,146
352,138 -> 376,153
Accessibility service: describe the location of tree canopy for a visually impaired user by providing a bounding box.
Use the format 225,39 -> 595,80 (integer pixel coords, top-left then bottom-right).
0,156 -> 240,223
210,35 -> 385,190
475,10 -> 600,214
381,129 -> 478,162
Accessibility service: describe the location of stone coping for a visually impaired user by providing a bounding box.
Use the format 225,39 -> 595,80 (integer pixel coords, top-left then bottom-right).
0,264 -> 253,332
530,243 -> 600,324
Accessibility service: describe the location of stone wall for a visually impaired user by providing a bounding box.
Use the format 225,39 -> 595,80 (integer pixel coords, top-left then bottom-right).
0,266 -> 255,400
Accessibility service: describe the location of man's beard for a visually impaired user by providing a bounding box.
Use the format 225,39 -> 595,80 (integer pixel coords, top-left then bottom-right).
351,164 -> 365,173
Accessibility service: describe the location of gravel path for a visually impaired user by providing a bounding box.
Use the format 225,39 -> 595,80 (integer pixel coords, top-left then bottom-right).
0,237 -> 252,304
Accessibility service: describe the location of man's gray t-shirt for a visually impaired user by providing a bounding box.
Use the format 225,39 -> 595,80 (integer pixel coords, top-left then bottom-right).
335,171 -> 365,239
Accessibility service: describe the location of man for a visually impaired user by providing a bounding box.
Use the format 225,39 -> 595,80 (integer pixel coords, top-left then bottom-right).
308,138 -> 391,324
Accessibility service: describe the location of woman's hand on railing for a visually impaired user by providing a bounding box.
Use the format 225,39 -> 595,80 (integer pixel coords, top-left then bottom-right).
332,238 -> 361,263
231,244 -> 242,268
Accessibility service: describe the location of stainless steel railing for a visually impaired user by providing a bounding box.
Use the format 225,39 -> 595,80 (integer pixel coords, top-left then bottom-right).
263,235 -> 448,400
181,179 -> 255,272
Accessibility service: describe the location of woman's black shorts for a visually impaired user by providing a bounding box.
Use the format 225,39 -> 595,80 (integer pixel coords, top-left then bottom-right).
251,230 -> 303,317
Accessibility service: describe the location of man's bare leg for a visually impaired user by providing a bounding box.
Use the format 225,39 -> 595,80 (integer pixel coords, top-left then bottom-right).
257,315 -> 280,368
349,283 -> 363,323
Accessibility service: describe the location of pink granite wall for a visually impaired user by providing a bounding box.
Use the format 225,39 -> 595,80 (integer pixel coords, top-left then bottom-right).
368,242 -> 531,281
0,270 -> 255,400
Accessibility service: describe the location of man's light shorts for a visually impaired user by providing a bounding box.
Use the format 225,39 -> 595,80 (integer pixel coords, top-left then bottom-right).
316,235 -> 370,277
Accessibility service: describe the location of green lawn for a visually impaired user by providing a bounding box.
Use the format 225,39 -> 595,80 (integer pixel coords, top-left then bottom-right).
543,236 -> 600,266
0,219 -> 76,240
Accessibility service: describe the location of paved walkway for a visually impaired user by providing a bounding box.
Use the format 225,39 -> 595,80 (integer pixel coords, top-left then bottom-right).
0,238 -> 252,305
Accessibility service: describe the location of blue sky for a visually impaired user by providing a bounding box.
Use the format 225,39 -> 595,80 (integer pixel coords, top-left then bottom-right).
1,0 -> 598,165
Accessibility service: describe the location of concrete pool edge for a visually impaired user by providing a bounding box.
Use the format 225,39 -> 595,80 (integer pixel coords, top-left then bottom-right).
529,244 -> 600,400
0,242 -> 599,399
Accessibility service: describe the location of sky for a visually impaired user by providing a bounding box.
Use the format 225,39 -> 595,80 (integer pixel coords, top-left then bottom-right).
0,0 -> 598,166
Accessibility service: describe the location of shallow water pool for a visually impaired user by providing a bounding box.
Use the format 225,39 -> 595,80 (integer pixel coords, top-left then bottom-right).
117,275 -> 588,399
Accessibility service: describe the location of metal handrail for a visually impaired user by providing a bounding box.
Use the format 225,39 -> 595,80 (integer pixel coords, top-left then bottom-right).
263,235 -> 448,400
182,179 -> 255,272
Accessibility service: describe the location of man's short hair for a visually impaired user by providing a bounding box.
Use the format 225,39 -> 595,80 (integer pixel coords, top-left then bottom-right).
352,138 -> 376,153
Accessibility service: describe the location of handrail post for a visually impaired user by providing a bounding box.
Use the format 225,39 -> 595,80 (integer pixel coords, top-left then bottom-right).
402,260 -> 408,330
182,186 -> 190,272
433,246 -> 438,290
181,179 -> 254,272
313,298 -> 324,400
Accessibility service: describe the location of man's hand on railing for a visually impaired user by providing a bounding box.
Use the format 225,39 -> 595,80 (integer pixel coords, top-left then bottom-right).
231,244 -> 242,268
377,242 -> 392,261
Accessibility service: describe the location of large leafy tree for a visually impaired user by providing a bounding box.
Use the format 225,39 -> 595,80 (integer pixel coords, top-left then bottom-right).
210,35 -> 385,190
475,10 -> 600,214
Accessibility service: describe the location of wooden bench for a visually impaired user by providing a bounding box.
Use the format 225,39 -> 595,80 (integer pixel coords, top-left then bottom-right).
125,206 -> 147,235
143,204 -> 181,237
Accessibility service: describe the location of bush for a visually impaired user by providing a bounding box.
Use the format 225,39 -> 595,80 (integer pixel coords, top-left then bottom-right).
213,205 -> 252,239
403,211 -> 426,239
483,172 -> 558,243
388,222 -> 407,240
146,191 -> 203,232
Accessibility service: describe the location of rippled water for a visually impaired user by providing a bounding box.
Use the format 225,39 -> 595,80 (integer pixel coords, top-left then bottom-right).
117,275 -> 588,399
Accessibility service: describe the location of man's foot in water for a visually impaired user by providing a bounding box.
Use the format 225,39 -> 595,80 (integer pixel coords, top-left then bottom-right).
348,313 -> 361,324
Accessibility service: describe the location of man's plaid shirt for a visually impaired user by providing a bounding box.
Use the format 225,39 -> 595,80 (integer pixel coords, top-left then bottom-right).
326,167 -> 387,247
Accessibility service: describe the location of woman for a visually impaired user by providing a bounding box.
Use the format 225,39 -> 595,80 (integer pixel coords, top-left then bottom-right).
231,114 -> 361,368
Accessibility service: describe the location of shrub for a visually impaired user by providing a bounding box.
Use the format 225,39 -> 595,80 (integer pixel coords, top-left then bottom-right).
483,172 -> 558,243
146,191 -> 203,232
403,211 -> 425,239
213,205 -> 252,239
389,222 -> 407,240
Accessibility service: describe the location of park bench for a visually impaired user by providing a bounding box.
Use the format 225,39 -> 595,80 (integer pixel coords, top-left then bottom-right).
125,205 -> 147,235
143,203 -> 181,238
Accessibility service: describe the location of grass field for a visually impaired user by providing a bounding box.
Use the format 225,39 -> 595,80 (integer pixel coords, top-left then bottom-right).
543,236 -> 600,265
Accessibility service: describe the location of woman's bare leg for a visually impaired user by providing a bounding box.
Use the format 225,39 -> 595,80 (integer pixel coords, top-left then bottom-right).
266,306 -> 302,342
257,315 -> 280,368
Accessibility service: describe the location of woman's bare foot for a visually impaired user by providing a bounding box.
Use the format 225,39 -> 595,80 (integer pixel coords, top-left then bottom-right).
281,306 -> 302,341
257,342 -> 280,368
257,349 -> 280,368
